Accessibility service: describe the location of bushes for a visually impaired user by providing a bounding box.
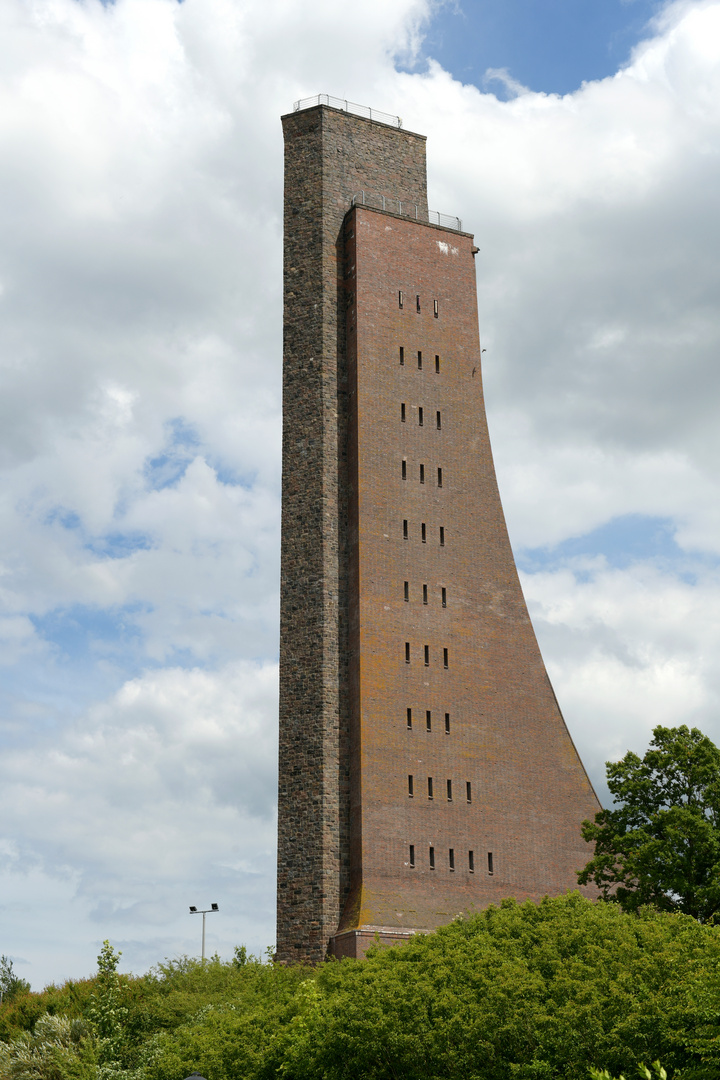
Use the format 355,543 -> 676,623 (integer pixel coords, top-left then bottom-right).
270,894 -> 720,1080
2,895 -> 719,1079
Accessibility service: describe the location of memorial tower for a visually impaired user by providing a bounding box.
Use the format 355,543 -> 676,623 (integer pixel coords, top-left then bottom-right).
277,96 -> 600,963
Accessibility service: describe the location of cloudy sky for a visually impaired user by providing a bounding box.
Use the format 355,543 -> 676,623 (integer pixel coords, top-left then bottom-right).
1,0 -> 719,989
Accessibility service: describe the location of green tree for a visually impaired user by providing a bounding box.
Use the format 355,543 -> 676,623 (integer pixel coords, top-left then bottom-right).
0,959 -> 30,1006
578,725 -> 720,920
86,942 -> 127,1077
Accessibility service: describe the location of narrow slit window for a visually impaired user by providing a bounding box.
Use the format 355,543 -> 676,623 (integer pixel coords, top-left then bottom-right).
434,299 -> 439,318
449,848 -> 455,870
439,526 -> 445,546
424,645 -> 430,666
436,411 -> 442,430
427,777 -> 433,799
402,459 -> 407,480
409,844 -> 415,868
401,402 -> 406,422
429,846 -> 435,869
443,648 -> 449,668
418,407 -> 424,427
437,467 -> 443,488
399,291 -> 404,309
400,346 -> 405,365
417,350 -> 422,370
435,354 -> 440,373
404,581 -> 409,602
407,707 -> 412,729
420,463 -> 425,484
488,852 -> 494,875
421,523 -> 427,543
408,774 -> 414,797
405,642 -> 411,664
403,519 -> 408,540
444,712 -> 450,734
447,779 -> 453,802
422,584 -> 428,605
426,710 -> 432,732
442,587 -> 447,608
466,781 -> 472,803
469,850 -> 475,873
416,294 -> 421,313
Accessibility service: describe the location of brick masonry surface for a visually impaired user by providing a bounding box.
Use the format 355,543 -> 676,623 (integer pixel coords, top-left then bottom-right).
278,104 -> 600,964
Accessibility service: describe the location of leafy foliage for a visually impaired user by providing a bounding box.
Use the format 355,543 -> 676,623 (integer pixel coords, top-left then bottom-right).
578,725 -> 720,920
0,1014 -> 96,1080
0,960 -> 30,1007
2,896 -> 720,1079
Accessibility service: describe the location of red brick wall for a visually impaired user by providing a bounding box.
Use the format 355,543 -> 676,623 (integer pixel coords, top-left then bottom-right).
335,205 -> 600,947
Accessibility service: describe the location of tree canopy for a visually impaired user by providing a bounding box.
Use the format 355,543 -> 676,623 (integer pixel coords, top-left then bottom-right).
578,725 -> 720,921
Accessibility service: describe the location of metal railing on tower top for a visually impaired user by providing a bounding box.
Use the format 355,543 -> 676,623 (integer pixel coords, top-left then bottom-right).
293,94 -> 403,128
351,191 -> 462,233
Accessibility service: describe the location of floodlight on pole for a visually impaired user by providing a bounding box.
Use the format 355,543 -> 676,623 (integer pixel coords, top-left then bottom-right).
189,903 -> 219,961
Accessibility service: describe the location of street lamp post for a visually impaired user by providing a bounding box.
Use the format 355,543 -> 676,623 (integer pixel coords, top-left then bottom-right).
189,902 -> 219,961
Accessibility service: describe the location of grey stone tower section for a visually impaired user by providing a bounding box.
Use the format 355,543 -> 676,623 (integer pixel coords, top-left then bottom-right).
277,104 -> 429,962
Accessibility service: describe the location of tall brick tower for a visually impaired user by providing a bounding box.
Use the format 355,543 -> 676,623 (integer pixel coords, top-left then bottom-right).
277,96 -> 600,963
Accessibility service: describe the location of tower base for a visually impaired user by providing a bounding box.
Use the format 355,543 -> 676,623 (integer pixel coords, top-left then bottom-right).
329,926 -> 422,959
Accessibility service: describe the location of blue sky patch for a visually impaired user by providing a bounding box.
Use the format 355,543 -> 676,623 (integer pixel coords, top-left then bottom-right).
517,514 -> 703,575
144,416 -> 201,490
31,603 -> 148,664
419,0 -> 663,97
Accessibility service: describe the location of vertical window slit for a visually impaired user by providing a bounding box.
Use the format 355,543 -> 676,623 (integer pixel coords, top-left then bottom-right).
436,411 -> 441,430
416,295 -> 421,313
442,587 -> 447,608
469,850 -> 474,873
404,581 -> 409,602
407,707 -> 412,729
429,846 -> 435,869
427,777 -> 433,799
408,774 -> 414,797
444,713 -> 450,734
409,844 -> 415,868
405,642 -> 410,664
488,852 -> 494,875
443,648 -> 449,669
420,463 -> 425,484
449,848 -> 455,870
422,584 -> 428,605
439,526 -> 445,546
401,459 -> 407,480
437,467 -> 443,488
426,710 -> 431,732
466,781 -> 472,803
424,645 -> 430,667
403,519 -> 408,540
435,354 -> 440,373
399,346 -> 405,365
401,402 -> 406,422
421,523 -> 427,543
434,299 -> 439,318
446,779 -> 453,802
417,350 -> 422,370
418,407 -> 424,427
399,291 -> 404,309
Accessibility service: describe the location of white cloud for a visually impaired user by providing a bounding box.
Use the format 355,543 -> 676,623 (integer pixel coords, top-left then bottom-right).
0,0 -> 719,987
523,558 -> 720,805
0,659 -> 278,978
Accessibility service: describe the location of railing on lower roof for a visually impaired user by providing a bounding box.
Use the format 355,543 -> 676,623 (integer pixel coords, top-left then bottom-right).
351,191 -> 462,232
293,94 -> 402,128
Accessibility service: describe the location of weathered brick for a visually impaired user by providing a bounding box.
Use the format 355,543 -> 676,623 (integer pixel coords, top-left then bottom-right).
278,103 -> 600,964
